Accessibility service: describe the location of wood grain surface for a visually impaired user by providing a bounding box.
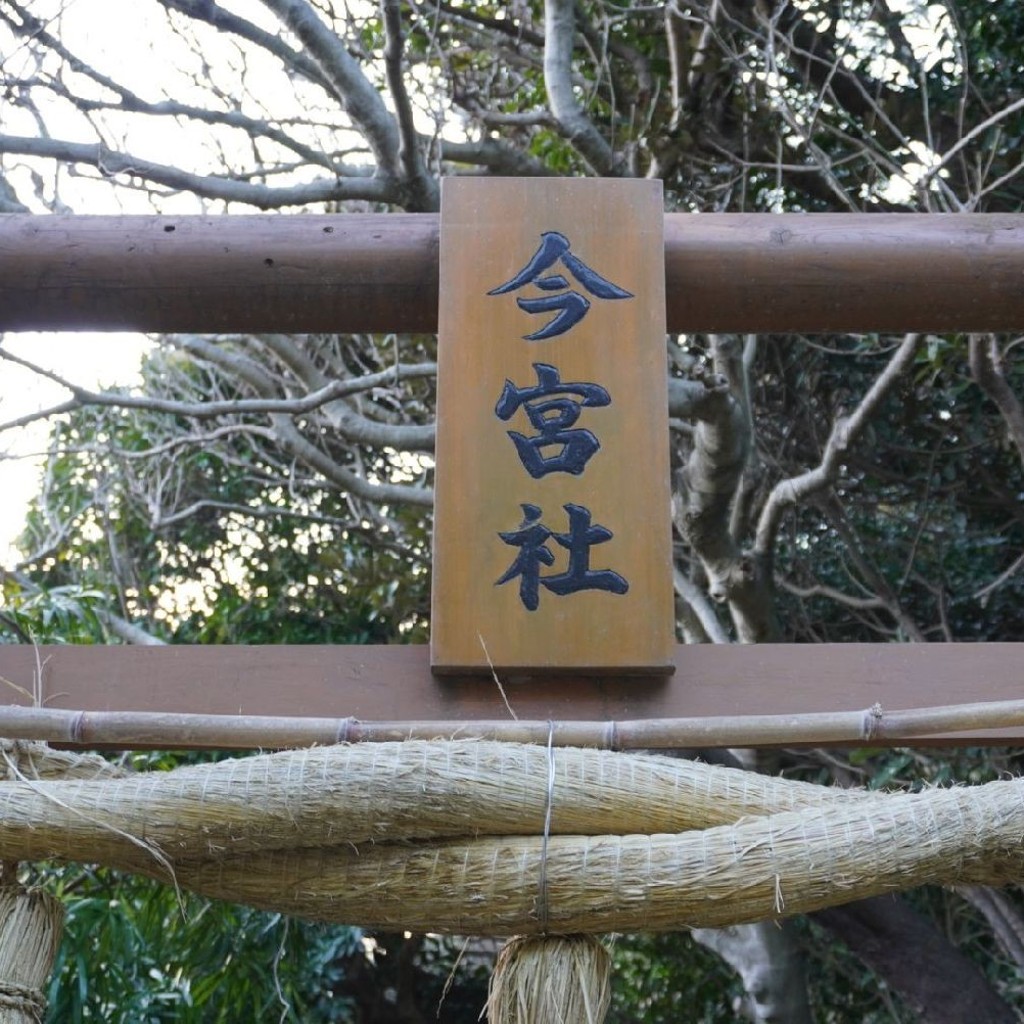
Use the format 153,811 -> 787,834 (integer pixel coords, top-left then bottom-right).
4,213 -> 1024,333
2,643 -> 1023,744
431,178 -> 673,673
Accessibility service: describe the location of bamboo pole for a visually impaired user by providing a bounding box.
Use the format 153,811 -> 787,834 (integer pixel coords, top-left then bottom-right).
4,643 -> 1024,744
3,214 -> 1024,333
4,698 -> 1024,750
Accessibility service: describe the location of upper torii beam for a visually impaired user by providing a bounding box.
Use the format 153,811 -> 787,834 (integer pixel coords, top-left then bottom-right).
2,213 -> 1023,334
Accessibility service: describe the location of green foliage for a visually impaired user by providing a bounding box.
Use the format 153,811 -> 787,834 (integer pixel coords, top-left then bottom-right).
0,579 -> 107,645
609,932 -> 742,1022
42,864 -> 365,1023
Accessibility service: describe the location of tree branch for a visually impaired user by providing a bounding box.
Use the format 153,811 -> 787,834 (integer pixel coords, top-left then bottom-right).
0,170 -> 28,212
813,895 -> 1018,1024
755,337 -> 919,559
958,886 -> 1024,972
97,610 -> 167,646
1,0 -> 351,175
693,922 -> 812,1024
0,347 -> 436,450
672,347 -> 777,642
381,0 -> 438,211
673,567 -> 729,643
0,134 -> 392,209
257,0 -> 402,177
154,0 -> 335,95
968,335 -> 1024,472
438,138 -> 550,176
779,578 -> 889,612
542,0 -> 624,176
173,337 -> 433,507
822,496 -> 927,642
921,95 -> 1024,191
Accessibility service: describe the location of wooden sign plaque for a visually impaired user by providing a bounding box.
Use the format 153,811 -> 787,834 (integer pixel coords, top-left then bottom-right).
431,178 -> 674,674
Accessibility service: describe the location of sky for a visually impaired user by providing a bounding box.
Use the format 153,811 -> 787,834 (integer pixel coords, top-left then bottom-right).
0,0 -> 288,571
0,333 -> 151,568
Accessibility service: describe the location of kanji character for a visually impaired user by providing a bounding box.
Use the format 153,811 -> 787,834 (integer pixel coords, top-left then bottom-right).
497,502 -> 629,611
488,231 -> 633,340
495,362 -> 611,477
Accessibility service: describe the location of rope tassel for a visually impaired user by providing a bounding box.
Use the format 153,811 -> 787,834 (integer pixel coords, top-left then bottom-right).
487,935 -> 611,1024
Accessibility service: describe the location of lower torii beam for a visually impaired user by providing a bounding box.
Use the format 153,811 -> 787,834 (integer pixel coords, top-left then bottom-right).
2,643 -> 1024,747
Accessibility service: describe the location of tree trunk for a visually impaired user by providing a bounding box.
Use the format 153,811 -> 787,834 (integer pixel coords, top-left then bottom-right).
692,922 -> 812,1024
813,895 -> 1017,1023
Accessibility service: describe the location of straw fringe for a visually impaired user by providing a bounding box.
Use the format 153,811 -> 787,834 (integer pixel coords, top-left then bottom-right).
487,936 -> 611,1024
0,741 -> 126,782
0,888 -> 64,1024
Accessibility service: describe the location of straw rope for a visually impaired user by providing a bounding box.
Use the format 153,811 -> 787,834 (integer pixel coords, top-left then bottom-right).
0,740 -> 867,864
128,778 -> 1022,935
0,982 -> 47,1022
0,741 -> 127,782
0,740 -> 1021,937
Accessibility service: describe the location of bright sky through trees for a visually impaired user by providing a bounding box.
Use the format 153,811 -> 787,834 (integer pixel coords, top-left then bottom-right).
0,334 -> 150,564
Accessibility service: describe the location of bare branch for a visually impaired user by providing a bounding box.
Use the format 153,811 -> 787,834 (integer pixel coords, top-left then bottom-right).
693,923 -> 812,1024
665,2 -> 689,115
1,0 -> 348,174
822,497 -> 927,643
98,610 -> 167,646
542,0 -> 624,176
427,1 -> 544,48
438,138 -> 550,176
973,551 -> 1024,606
958,886 -> 1024,972
0,134 -> 392,209
969,335 -> 1024,471
755,337 -> 919,558
100,424 -> 275,462
673,568 -> 729,643
672,350 -> 777,642
0,170 -> 28,212
920,95 -> 1024,190
0,347 -> 435,444
154,0 -> 335,95
672,368 -> 747,588
0,398 -> 78,434
381,0 -> 438,210
780,578 -> 889,612
268,411 -> 432,507
172,336 -> 433,507
813,895 -> 1018,1024
258,0 -> 402,177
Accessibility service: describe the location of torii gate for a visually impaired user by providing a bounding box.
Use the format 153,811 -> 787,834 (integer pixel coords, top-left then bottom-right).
2,187 -> 1024,749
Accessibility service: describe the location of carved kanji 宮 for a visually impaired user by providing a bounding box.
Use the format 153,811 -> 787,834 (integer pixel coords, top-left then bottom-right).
495,362 -> 611,477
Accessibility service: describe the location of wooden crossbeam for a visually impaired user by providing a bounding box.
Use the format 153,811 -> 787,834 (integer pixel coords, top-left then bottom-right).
3,213 -> 1024,333
5,210 -> 1024,751
2,643 -> 1023,747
